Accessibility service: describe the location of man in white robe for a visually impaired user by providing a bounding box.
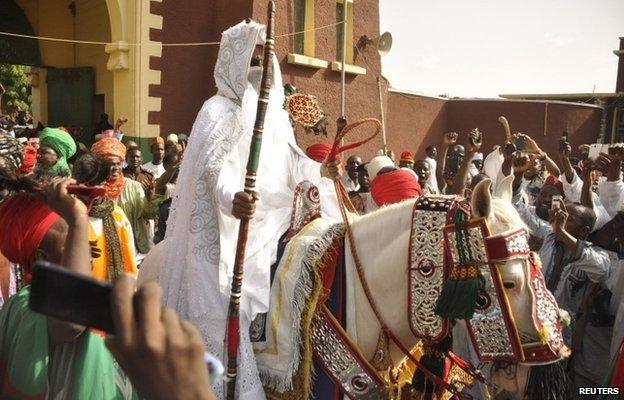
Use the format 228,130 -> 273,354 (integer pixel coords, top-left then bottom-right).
159,20 -> 340,399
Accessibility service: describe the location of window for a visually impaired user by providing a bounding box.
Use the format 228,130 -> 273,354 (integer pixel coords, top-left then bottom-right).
293,0 -> 315,57
335,0 -> 354,64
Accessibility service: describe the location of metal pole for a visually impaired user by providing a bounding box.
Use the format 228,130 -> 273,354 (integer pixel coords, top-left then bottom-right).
340,0 -> 347,117
377,77 -> 387,153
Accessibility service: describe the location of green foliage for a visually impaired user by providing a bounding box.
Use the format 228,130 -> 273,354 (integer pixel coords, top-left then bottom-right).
0,64 -> 31,113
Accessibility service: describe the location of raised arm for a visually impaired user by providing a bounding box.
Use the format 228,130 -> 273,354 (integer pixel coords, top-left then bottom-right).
515,133 -> 561,177
436,132 -> 457,193
579,160 -> 594,210
450,129 -> 482,195
44,178 -> 92,344
558,140 -> 575,183
155,163 -> 178,195
596,148 -> 624,218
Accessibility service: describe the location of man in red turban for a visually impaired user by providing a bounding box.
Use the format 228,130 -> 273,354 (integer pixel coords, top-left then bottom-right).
91,137 -> 127,200
91,137 -> 154,255
370,168 -> 422,206
0,193 -> 62,283
306,142 -> 332,163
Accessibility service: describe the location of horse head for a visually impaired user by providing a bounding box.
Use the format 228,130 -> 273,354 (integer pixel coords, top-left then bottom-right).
470,175 -> 569,399
471,175 -> 537,341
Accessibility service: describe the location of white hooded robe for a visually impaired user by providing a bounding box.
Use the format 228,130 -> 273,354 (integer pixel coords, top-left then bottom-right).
159,20 -> 339,399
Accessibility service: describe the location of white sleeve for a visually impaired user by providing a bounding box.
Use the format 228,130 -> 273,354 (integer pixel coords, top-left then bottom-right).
569,242 -> 612,283
215,151 -> 242,218
598,177 -> 624,219
512,189 -> 552,240
561,171 -> 583,203
592,201 -> 611,232
291,150 -> 341,220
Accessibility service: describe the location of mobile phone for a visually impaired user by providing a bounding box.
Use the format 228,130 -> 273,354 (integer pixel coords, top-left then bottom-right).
514,136 -> 525,151
67,184 -> 107,198
30,261 -> 115,332
504,142 -> 517,156
551,195 -> 563,211
588,144 -> 602,161
29,261 -> 225,382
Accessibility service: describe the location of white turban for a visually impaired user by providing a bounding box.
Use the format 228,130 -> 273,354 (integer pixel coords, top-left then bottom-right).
366,155 -> 395,180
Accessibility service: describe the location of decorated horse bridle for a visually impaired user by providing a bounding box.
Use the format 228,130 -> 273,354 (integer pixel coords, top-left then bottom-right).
443,218 -> 570,365
404,195 -> 571,399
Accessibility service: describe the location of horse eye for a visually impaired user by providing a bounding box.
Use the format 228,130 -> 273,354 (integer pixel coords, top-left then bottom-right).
503,281 -> 515,289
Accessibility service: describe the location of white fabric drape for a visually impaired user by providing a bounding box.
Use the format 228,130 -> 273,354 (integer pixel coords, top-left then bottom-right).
159,20 -> 338,399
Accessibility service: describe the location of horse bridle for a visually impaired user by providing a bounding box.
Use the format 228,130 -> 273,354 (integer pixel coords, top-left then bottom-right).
442,215 -> 570,369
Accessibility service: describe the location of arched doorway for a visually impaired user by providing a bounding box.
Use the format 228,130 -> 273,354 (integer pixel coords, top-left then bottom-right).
1,0 -> 115,145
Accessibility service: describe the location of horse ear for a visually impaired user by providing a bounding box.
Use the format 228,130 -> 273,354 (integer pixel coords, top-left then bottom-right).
471,178 -> 492,218
494,174 -> 514,203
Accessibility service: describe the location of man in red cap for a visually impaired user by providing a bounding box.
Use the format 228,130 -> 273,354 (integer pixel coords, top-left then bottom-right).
0,179 -> 140,399
398,151 -> 414,169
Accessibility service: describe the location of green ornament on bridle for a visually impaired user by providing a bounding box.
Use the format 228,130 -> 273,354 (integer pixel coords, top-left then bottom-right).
435,207 -> 481,319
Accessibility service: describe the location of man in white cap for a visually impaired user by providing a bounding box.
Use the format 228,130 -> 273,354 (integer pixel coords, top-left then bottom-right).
159,19 -> 340,399
366,154 -> 395,181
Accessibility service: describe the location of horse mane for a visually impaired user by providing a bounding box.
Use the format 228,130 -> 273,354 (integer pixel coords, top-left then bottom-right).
487,197 -> 527,235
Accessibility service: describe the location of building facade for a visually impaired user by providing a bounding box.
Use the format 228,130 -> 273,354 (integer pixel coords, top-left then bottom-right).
1,0 -> 619,157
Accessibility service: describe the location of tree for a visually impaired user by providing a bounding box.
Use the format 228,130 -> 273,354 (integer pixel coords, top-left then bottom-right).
0,64 -> 31,114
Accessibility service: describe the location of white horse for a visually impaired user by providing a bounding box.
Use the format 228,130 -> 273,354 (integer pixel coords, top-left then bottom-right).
140,175 -> 562,398
344,174 -> 564,398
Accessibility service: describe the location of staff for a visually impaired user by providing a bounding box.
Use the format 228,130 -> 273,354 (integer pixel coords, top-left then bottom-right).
340,0 -> 347,117
377,77 -> 387,153
224,2 -> 275,399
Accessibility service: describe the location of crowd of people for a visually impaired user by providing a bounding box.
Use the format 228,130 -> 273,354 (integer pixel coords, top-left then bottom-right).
0,20 -> 623,400
0,120 -> 216,399
0,109 -> 622,398
304,129 -> 624,397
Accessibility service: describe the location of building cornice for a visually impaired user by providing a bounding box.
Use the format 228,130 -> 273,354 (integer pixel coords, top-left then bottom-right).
500,92 -> 623,100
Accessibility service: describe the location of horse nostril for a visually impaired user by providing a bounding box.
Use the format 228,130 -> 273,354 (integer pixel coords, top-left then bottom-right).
503,281 -> 515,289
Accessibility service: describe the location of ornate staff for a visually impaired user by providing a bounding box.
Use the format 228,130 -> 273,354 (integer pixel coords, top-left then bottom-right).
225,2 -> 275,399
